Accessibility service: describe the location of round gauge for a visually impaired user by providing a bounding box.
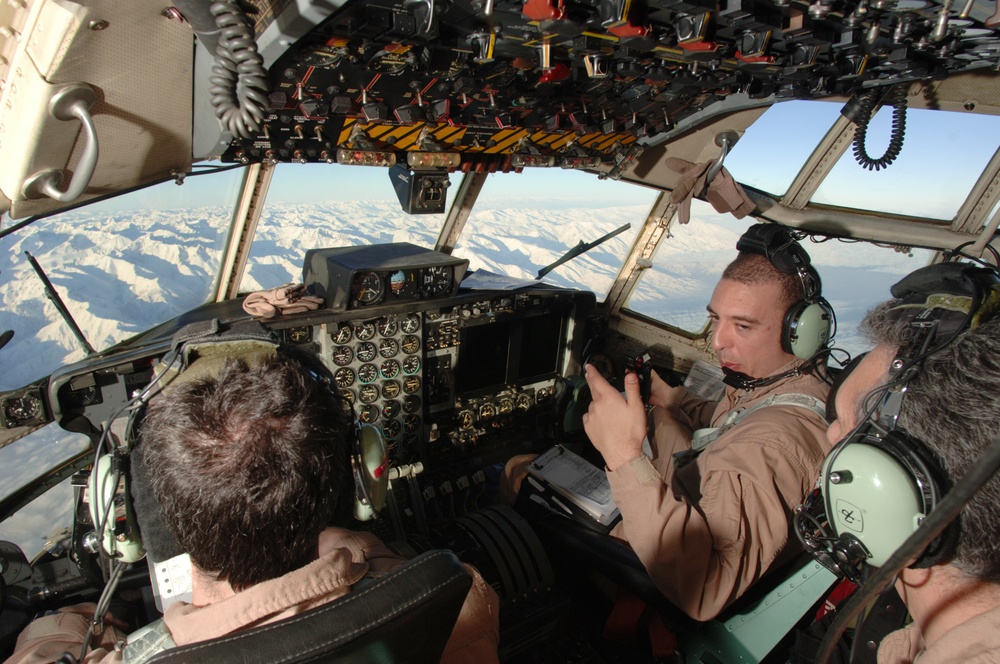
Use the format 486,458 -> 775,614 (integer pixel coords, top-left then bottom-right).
358,364 -> 379,384
381,359 -> 401,379
402,355 -> 421,375
479,403 -> 496,419
420,266 -> 453,297
401,313 -> 421,333
286,326 -> 312,344
301,44 -> 346,67
351,271 -> 385,306
358,404 -> 380,424
458,409 -> 474,429
401,335 -> 420,354
383,418 -> 402,439
377,316 -> 399,336
358,384 -> 380,404
356,342 -> 377,362
403,395 -> 422,414
340,388 -> 356,405
332,323 -> 353,344
403,376 -> 421,394
498,398 -> 514,415
3,396 -> 42,424
331,346 -> 354,366
355,321 -> 377,341
334,367 -> 356,388
403,414 -> 421,433
382,399 -> 401,419
515,393 -> 532,411
379,338 -> 399,358
387,271 -> 418,298
382,380 -> 401,399
369,49 -> 411,75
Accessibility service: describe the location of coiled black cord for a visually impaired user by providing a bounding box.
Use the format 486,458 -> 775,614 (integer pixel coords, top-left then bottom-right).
842,87 -> 908,171
208,0 -> 269,139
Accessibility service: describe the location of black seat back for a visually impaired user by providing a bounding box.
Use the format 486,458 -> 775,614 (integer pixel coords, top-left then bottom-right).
147,549 -> 472,664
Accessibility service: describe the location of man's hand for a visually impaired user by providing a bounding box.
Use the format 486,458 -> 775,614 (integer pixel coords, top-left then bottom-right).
582,364 -> 648,471
647,369 -> 677,409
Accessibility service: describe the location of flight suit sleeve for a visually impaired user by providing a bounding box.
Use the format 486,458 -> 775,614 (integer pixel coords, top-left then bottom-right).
5,605 -> 126,664
608,407 -> 827,621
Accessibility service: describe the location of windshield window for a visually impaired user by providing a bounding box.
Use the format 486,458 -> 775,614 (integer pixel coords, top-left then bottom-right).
454,169 -> 653,297
726,100 -> 843,198
0,166 -> 243,390
239,163 -> 458,293
728,101 -> 1000,222
624,200 -> 933,358
626,202 -> 754,332
812,107 -> 1000,220
0,425 -> 87,562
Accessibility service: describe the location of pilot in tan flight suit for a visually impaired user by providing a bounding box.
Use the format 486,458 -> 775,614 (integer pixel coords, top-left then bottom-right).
7,347 -> 499,664
510,225 -> 835,621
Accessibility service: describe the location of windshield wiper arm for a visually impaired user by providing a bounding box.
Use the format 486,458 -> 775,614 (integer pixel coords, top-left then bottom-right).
536,222 -> 631,280
25,251 -> 96,357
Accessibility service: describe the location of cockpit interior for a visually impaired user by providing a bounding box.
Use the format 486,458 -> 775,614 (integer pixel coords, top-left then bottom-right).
1,0 -> 999,660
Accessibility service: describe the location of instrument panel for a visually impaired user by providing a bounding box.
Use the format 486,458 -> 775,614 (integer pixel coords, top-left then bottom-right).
42,285 -> 595,474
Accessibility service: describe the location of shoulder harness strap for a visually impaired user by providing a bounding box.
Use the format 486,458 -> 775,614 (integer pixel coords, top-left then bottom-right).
121,619 -> 176,664
686,393 -> 827,454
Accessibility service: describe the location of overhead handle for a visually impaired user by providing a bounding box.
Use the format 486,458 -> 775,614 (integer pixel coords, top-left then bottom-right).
705,130 -> 740,184
22,84 -> 99,203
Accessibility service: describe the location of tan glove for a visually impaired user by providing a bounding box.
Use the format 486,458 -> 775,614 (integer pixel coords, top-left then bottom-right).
706,167 -> 756,219
666,157 -> 756,222
242,283 -> 324,319
666,157 -> 712,224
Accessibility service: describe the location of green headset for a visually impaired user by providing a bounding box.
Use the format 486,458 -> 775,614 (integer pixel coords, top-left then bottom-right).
89,319 -> 389,567
736,224 -> 835,360
796,261 -> 1000,583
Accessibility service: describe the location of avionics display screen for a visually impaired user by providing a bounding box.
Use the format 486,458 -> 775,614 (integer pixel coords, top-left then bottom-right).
455,311 -> 565,395
455,320 -> 511,394
515,313 -> 563,382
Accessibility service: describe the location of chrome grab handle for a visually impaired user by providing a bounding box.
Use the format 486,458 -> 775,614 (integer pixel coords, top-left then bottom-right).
705,130 -> 740,185
22,84 -> 99,203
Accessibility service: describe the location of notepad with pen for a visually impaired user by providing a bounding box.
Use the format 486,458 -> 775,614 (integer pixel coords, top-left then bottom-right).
519,445 -> 622,533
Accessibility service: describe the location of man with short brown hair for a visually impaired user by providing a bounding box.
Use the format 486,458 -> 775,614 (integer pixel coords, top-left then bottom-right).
581,227 -> 833,620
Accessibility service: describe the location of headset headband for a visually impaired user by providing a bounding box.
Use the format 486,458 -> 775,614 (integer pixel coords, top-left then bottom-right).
736,223 -> 822,302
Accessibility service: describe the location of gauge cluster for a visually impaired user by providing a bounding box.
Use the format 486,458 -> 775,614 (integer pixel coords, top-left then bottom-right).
303,243 -> 470,312
348,264 -> 458,308
323,312 -> 425,463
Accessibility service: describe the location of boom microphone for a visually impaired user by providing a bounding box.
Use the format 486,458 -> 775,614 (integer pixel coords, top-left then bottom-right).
721,365 -> 805,391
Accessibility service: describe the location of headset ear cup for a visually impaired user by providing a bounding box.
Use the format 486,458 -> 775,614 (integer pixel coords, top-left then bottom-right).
783,299 -> 833,359
881,431 -> 960,570
89,455 -> 146,563
352,423 -> 389,521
